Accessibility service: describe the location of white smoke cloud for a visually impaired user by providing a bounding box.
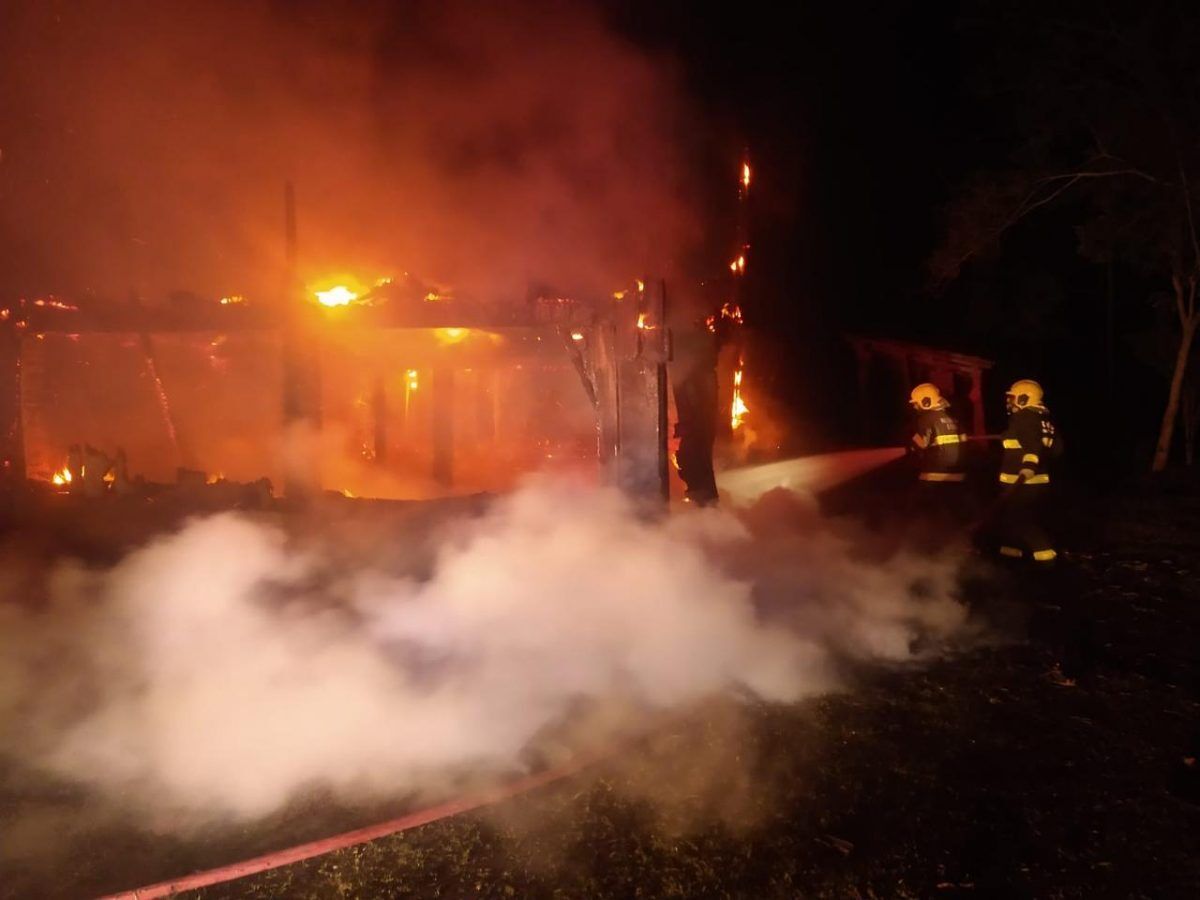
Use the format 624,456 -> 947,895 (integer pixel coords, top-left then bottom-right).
0,478 -> 969,826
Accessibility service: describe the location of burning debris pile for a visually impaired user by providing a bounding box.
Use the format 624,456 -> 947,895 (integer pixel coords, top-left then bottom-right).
0,1 -> 779,509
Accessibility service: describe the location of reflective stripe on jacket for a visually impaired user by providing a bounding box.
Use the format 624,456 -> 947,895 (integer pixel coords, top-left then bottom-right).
912,408 -> 966,479
999,406 -> 1056,485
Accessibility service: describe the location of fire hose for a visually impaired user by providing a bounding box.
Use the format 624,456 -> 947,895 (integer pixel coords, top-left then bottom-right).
96,753 -> 603,900
96,443 -> 1022,899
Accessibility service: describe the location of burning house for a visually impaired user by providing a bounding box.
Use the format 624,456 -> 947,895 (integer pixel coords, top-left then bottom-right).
0,271 -> 680,505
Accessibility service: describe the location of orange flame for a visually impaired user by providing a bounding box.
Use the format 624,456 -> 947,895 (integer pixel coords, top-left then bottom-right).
406,369 -> 419,392
219,295 -> 246,306
315,285 -> 358,307
742,162 -> 751,190
705,302 -> 744,333
636,312 -> 656,331
52,467 -> 72,486
729,255 -> 746,275
731,358 -> 749,430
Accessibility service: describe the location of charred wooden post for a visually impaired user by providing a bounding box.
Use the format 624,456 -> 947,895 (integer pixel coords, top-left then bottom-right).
371,375 -> 387,464
671,320 -> 720,506
474,369 -> 495,443
0,328 -> 24,483
592,323 -> 620,468
281,182 -> 323,500
591,280 -> 670,503
432,368 -> 455,487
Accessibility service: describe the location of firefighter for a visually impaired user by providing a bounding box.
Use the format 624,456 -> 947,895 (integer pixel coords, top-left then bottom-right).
908,383 -> 967,484
905,382 -> 970,538
996,379 -> 1058,563
995,379 -> 1090,685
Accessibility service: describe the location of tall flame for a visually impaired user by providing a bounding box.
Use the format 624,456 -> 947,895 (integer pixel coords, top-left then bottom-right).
52,467 -> 72,486
742,161 -> 751,190
731,358 -> 749,430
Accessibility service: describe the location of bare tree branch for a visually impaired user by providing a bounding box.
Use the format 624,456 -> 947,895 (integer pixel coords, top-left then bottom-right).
937,165 -> 1169,284
1176,153 -> 1200,277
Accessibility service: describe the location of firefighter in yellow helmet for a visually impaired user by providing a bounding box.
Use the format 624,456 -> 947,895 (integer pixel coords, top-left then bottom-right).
905,383 -> 971,538
996,379 -> 1060,562
908,383 -> 967,484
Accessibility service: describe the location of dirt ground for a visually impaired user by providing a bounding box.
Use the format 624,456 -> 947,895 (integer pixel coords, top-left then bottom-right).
4,473 -> 1200,899
180,475 -> 1200,900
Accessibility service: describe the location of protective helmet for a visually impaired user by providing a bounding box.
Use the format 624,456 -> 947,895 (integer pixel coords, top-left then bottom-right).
1006,379 -> 1044,412
909,383 -> 946,410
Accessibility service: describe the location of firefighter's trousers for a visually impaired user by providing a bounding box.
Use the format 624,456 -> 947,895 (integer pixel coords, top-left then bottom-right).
996,482 -> 1056,562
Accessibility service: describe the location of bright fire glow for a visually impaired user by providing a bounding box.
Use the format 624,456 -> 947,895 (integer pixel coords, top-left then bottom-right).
206,473 -> 224,485
435,327 -> 468,344
731,359 -> 749,430
33,297 -> 79,311
570,331 -> 584,341
406,369 -> 419,391
636,279 -> 645,292
729,255 -> 746,275
52,467 -> 72,486
315,285 -> 358,307
219,295 -> 246,306
742,162 -> 751,189
424,291 -> 441,302
636,312 -> 656,330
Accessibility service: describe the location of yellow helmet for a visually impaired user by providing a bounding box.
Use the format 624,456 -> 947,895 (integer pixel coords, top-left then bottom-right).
909,383 -> 946,410
1006,379 -> 1044,411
